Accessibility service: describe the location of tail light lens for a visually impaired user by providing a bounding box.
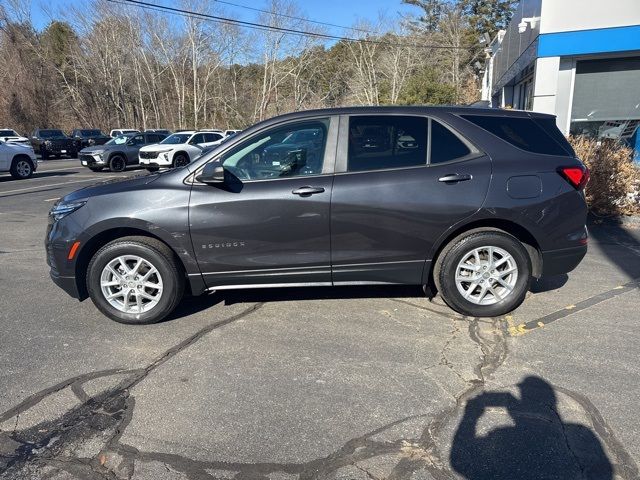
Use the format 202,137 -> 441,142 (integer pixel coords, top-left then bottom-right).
558,166 -> 589,190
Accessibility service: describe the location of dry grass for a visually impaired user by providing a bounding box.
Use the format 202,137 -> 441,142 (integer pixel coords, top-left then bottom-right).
569,136 -> 640,216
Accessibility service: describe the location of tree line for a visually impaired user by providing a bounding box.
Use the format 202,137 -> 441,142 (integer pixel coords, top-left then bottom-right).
0,0 -> 516,134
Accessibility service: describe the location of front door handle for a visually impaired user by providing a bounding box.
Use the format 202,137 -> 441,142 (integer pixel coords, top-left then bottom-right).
292,186 -> 325,196
438,173 -> 472,183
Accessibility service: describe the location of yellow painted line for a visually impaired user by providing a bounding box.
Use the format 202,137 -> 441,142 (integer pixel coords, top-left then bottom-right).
565,304 -> 576,310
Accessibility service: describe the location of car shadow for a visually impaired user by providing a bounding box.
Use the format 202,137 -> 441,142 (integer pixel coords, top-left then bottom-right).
587,215 -> 640,282
164,285 -> 425,321
529,274 -> 568,293
450,376 -> 613,479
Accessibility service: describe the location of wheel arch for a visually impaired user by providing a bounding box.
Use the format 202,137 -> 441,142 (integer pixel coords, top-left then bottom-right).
426,219 -> 543,287
11,153 -> 34,167
74,227 -> 201,300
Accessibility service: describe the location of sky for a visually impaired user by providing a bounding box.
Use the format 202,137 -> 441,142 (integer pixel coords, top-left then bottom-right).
29,0 -> 419,34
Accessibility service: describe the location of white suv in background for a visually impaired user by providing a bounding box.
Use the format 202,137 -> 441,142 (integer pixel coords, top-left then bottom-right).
0,139 -> 38,179
0,128 -> 30,145
138,130 -> 224,170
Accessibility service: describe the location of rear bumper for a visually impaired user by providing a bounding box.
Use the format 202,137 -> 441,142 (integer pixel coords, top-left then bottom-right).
541,245 -> 587,276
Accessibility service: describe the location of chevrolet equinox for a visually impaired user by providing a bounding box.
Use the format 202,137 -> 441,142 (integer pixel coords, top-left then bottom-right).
46,107 -> 589,324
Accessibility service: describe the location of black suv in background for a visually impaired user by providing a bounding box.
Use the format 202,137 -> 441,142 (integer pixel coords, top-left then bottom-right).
30,129 -> 77,159
71,129 -> 111,149
47,106 -> 589,325
78,131 -> 167,172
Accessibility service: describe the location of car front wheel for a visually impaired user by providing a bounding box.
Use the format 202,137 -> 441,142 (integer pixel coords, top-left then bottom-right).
173,153 -> 189,168
109,155 -> 126,172
434,231 -> 531,317
10,157 -> 34,179
87,236 -> 184,324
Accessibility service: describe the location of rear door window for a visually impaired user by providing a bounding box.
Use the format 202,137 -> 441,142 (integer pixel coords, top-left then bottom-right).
461,114 -> 570,156
347,116 -> 428,172
430,120 -> 472,164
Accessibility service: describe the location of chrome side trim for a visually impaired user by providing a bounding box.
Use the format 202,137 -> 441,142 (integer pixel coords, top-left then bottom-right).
208,282 -> 332,291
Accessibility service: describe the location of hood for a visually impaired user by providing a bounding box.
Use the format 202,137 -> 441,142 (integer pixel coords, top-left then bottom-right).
61,173 -> 163,202
139,144 -> 177,152
2,136 -> 29,142
3,142 -> 33,153
80,145 -> 110,154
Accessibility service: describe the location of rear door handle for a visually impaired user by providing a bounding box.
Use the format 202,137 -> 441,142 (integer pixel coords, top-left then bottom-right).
438,173 -> 472,183
292,186 -> 325,196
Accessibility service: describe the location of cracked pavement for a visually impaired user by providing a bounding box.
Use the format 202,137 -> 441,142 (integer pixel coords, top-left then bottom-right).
1,160 -> 640,479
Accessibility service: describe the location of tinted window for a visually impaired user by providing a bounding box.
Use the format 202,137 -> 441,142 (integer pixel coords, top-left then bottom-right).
347,116 -> 427,172
461,115 -> 568,156
39,130 -> 65,138
221,119 -> 328,181
203,133 -> 223,142
430,120 -> 471,164
130,134 -> 145,145
0,130 -> 18,136
146,134 -> 162,143
190,133 -> 205,144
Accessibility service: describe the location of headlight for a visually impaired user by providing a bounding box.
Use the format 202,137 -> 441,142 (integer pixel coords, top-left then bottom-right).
50,201 -> 86,221
92,150 -> 104,157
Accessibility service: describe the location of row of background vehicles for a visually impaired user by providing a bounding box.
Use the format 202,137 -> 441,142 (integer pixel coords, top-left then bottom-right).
0,127 -> 241,179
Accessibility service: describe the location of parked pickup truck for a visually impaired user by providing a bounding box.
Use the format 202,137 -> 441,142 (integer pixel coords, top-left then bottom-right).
30,129 -> 77,159
71,129 -> 111,149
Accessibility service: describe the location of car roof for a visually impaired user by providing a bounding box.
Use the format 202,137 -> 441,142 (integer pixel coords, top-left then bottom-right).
266,105 -> 555,119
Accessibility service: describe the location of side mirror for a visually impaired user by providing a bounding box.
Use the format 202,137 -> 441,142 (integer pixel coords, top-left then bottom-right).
196,161 -> 225,184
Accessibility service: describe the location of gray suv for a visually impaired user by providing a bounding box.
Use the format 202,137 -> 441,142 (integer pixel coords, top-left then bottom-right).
78,132 -> 167,172
46,107 -> 589,324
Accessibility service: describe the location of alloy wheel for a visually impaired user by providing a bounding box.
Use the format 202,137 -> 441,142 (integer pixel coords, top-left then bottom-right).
100,255 -> 163,314
16,160 -> 32,178
454,246 -> 518,306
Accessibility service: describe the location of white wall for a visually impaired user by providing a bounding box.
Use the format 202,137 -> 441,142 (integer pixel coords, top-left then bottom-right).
540,0 -> 640,34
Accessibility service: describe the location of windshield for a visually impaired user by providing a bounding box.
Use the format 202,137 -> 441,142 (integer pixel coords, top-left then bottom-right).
0,130 -> 19,136
160,133 -> 191,145
106,134 -> 132,145
40,129 -> 65,138
81,130 -> 102,137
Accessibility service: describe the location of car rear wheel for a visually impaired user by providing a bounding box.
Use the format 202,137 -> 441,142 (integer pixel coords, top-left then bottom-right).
433,231 -> 531,317
10,157 -> 34,179
87,236 -> 184,324
173,153 -> 189,168
109,155 -> 126,172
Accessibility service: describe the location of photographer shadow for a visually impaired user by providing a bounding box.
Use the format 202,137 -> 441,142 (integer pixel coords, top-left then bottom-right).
450,377 -> 613,480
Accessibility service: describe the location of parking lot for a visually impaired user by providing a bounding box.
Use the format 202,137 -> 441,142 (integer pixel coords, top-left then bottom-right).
0,159 -> 639,479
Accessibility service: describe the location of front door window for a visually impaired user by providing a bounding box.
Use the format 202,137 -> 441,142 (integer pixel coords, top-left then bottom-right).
220,119 -> 329,181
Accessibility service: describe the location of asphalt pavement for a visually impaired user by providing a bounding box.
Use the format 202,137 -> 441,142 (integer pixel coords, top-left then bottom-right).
0,159 -> 639,479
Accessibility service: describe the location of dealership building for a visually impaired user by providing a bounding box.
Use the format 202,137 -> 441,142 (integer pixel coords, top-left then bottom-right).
481,0 -> 640,154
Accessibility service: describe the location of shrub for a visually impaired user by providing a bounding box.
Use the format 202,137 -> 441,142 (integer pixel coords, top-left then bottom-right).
569,136 -> 640,216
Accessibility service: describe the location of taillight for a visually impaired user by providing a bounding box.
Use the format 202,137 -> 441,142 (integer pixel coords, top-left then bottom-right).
558,166 -> 589,190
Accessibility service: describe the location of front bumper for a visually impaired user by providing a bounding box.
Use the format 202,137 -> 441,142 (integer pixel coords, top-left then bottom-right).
50,271 -> 81,299
139,153 -> 172,166
79,154 -> 105,166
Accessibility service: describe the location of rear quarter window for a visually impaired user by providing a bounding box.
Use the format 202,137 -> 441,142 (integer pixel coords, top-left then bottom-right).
461,114 -> 571,156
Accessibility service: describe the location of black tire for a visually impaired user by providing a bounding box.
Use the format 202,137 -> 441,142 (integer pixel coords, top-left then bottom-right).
109,155 -> 127,172
433,230 -> 531,317
173,153 -> 189,168
86,236 -> 184,324
9,157 -> 34,180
